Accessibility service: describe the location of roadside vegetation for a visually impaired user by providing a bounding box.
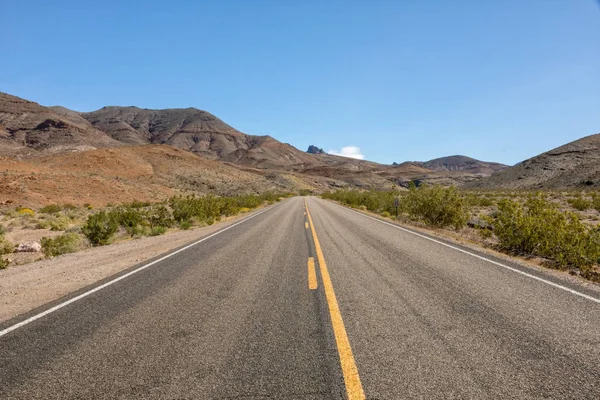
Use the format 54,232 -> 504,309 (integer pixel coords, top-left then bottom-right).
322,187 -> 600,281
0,192 -> 291,268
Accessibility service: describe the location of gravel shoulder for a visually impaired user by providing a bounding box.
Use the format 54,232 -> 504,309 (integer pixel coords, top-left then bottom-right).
0,209 -> 265,323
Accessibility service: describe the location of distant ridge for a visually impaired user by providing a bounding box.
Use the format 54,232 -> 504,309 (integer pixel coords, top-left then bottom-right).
392,155 -> 508,175
467,133 -> 600,189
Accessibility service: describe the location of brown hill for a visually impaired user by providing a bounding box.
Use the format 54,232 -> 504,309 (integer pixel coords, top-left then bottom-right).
0,92 -> 122,157
0,145 -> 343,207
421,155 -> 508,175
81,106 -> 319,169
467,133 -> 600,189
0,92 -> 509,198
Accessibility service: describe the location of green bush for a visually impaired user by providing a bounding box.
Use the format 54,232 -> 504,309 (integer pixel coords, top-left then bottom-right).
179,220 -> 192,230
149,226 -> 168,236
567,196 -> 592,211
62,203 -> 77,211
39,204 -> 62,214
41,233 -> 81,257
0,236 -> 14,255
148,205 -> 173,228
591,193 -> 600,213
127,200 -> 151,209
322,189 -> 398,215
404,185 -> 469,230
0,235 -> 13,269
112,206 -> 145,236
82,211 -> 119,245
0,224 -> 6,236
492,194 -> 600,269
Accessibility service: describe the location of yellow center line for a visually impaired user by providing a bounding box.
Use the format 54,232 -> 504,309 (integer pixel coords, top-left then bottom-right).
304,199 -> 366,400
307,257 -> 318,290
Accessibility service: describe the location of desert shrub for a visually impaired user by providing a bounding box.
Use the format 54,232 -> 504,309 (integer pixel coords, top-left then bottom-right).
0,236 -> 14,255
591,193 -> 600,213
0,224 -> 6,236
567,196 -> 592,211
179,220 -> 192,230
41,233 -> 81,257
299,189 -> 314,196
381,211 -> 391,218
404,185 -> 469,230
127,200 -> 151,209
169,196 -> 197,223
0,235 -> 14,269
149,226 -> 167,236
218,198 -> 240,217
82,211 -> 119,245
492,194 -> 600,269
47,216 -> 71,231
110,206 -> 151,236
322,189 -> 398,215
148,205 -> 173,228
17,207 -> 35,216
62,203 -> 77,211
39,204 -> 62,214
168,192 -> 288,225
465,194 -> 494,207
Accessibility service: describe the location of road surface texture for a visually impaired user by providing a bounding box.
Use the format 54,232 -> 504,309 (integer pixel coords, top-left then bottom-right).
1,197 -> 599,399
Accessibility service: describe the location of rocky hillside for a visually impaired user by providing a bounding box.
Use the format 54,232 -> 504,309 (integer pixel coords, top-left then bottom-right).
467,133 -> 600,189
0,145 -> 344,207
0,93 -> 122,156
307,145 -> 325,154
0,92 -> 514,202
391,155 -> 508,175
81,106 -> 319,170
421,155 -> 508,175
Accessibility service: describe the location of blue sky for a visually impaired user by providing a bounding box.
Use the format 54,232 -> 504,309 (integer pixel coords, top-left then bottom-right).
1,0 -> 599,165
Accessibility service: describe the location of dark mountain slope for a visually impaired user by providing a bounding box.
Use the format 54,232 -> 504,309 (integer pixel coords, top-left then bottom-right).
0,92 -> 122,156
81,106 -> 319,169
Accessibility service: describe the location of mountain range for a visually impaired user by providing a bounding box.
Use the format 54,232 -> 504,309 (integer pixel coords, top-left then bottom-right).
1,91 -> 597,206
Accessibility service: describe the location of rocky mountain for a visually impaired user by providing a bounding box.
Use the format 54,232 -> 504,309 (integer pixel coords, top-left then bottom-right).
0,92 -> 122,156
80,106 -> 319,170
421,155 -> 508,175
467,133 -> 600,189
0,92 -> 516,206
307,145 -> 325,154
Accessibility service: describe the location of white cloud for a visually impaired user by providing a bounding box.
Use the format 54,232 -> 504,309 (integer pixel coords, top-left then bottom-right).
328,146 -> 365,160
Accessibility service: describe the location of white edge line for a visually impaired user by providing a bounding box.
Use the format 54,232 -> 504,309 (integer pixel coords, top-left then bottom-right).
323,199 -> 600,305
0,203 -> 280,338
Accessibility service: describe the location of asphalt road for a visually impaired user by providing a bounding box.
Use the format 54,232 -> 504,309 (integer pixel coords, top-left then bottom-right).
1,196 -> 599,399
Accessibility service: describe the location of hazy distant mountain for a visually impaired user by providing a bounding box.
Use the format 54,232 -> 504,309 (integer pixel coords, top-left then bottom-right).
422,155 -> 508,175
467,134 -> 600,189
307,145 -> 325,154
392,155 -> 508,175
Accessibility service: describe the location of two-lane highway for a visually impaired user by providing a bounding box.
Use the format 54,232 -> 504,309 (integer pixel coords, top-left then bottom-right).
1,196 -> 599,399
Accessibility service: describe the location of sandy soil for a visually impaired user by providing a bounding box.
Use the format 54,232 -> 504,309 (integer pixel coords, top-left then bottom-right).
0,210 -> 261,323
